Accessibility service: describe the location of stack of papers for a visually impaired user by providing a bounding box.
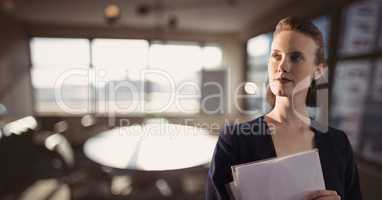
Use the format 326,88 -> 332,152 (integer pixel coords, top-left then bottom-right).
228,149 -> 325,200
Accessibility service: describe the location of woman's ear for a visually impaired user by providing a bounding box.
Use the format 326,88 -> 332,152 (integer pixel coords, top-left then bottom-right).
313,63 -> 326,80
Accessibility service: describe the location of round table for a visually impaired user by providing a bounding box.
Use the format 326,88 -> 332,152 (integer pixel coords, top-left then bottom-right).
83,122 -> 218,171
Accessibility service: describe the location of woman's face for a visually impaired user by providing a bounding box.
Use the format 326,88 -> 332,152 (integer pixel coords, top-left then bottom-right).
268,30 -> 323,98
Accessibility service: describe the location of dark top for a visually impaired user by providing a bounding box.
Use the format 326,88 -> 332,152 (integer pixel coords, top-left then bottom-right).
206,115 -> 362,200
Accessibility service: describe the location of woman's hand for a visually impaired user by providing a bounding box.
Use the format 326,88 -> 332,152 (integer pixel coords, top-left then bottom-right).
304,190 -> 341,200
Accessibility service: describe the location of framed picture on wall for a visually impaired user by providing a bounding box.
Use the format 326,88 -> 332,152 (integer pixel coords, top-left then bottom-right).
361,105 -> 382,165
370,60 -> 382,102
332,60 -> 372,149
340,0 -> 380,56
361,59 -> 382,165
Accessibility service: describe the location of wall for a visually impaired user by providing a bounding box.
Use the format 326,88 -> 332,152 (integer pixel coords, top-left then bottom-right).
221,39 -> 246,116
0,13 -> 33,118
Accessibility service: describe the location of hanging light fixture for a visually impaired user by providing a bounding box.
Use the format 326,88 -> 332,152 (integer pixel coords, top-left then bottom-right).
136,4 -> 151,17
168,15 -> 178,29
1,0 -> 15,13
104,3 -> 121,25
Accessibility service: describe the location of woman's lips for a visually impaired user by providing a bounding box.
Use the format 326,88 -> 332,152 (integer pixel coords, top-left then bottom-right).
275,78 -> 293,84
274,73 -> 293,82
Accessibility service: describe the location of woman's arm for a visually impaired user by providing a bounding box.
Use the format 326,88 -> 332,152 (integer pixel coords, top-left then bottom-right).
305,131 -> 362,200
342,132 -> 362,200
206,124 -> 237,200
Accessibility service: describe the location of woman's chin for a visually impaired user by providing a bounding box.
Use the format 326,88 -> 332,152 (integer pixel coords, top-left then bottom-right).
274,91 -> 291,97
270,86 -> 293,97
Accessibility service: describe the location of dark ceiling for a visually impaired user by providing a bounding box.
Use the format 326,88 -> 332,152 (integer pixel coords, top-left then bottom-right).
1,0 -> 354,38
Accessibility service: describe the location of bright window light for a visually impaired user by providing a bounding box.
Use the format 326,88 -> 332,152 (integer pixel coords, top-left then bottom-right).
30,38 -> 91,114
247,34 -> 271,57
92,39 -> 149,81
149,43 -> 203,72
92,39 -> 149,67
30,38 -> 90,67
202,46 -> 223,69
30,37 -> 223,114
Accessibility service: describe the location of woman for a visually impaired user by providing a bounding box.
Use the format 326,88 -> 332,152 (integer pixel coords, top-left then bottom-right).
206,17 -> 362,200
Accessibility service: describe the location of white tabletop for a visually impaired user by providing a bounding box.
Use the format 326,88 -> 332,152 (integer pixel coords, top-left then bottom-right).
84,122 -> 218,171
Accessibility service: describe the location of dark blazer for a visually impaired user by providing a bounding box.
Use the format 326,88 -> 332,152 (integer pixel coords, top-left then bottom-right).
206,115 -> 362,200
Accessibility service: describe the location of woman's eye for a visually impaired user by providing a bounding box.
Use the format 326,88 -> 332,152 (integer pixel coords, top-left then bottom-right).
290,54 -> 303,63
271,53 -> 281,60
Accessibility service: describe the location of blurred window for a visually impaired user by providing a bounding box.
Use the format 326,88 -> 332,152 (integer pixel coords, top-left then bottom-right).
30,38 -> 91,114
245,33 -> 272,114
92,39 -> 150,114
30,38 -> 222,115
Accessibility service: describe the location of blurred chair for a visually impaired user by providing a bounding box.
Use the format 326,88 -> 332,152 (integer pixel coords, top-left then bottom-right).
0,117 -> 75,199
44,133 -> 74,168
0,103 -> 8,139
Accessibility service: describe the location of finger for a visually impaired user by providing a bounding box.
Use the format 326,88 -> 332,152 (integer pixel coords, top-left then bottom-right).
314,194 -> 341,200
304,190 -> 338,200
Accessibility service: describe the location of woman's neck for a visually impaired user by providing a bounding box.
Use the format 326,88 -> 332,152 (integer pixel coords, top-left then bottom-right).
267,94 -> 311,128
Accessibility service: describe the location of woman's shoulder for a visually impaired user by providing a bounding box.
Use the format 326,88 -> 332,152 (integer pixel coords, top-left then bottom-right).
320,126 -> 351,144
317,126 -> 354,156
219,115 -> 269,137
216,115 -> 269,149
216,115 -> 272,163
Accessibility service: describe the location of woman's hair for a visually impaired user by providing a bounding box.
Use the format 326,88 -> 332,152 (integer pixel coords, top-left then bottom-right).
266,16 -> 326,108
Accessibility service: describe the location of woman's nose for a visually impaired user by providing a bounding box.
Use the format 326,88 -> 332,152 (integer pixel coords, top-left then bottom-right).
277,57 -> 289,72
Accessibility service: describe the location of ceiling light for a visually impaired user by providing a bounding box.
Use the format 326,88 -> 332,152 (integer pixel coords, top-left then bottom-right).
104,3 -> 121,24
168,16 -> 178,29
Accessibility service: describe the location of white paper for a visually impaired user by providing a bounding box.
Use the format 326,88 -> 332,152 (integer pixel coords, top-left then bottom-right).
231,149 -> 325,200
